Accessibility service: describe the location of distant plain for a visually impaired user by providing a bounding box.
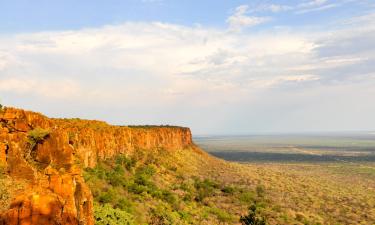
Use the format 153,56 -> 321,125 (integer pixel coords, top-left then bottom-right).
194,133 -> 375,224
194,133 -> 375,163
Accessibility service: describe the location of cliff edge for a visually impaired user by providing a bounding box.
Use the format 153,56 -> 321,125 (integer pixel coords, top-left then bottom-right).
0,107 -> 194,225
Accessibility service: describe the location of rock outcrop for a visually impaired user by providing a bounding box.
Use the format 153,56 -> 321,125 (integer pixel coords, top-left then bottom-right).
0,107 -> 193,225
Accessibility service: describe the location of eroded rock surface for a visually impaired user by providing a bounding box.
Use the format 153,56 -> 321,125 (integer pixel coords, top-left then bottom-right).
0,107 -> 193,225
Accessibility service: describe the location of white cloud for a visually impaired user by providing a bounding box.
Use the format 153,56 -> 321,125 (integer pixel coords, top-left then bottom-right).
296,3 -> 338,14
253,4 -> 293,13
0,11 -> 374,133
226,5 -> 271,32
0,77 -> 80,99
299,0 -> 328,8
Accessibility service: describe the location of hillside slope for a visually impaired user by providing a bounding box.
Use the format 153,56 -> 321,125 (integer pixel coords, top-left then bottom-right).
0,107 -> 215,224
2,107 -> 374,225
0,108 -> 254,225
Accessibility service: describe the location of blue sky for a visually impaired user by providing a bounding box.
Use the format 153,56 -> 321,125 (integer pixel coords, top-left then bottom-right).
0,0 -> 370,32
0,0 -> 375,134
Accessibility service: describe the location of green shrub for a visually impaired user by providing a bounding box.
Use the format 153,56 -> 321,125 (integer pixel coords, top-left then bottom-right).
149,205 -> 177,225
94,203 -> 135,225
178,211 -> 192,222
160,190 -> 177,205
240,204 -> 267,225
98,188 -> 118,204
107,166 -> 126,187
127,182 -> 148,194
116,198 -> 134,213
115,154 -> 136,170
27,127 -> 50,149
208,207 -> 235,223
194,178 -> 219,201
183,193 -> 194,202
239,191 -> 256,204
137,165 -> 156,177
133,165 -> 156,187
222,186 -> 236,194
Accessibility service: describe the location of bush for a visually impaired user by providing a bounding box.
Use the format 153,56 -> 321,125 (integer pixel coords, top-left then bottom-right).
239,191 -> 256,204
240,204 -> 267,225
178,211 -> 192,222
160,190 -> 177,205
194,178 -> 219,201
98,188 -> 118,204
208,207 -> 235,223
107,166 -> 126,187
27,127 -> 50,149
116,198 -> 134,213
94,203 -> 135,225
222,186 -> 236,194
115,154 -> 136,170
133,165 -> 156,187
149,205 -> 178,225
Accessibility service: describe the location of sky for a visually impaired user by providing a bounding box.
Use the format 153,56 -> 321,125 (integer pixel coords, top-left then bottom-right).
0,0 -> 375,135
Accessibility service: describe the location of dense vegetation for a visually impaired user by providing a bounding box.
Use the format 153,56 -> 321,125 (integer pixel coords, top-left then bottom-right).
83,149 -> 267,224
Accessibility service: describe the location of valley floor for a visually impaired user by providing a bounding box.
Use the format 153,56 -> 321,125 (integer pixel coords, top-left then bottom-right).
223,162 -> 375,224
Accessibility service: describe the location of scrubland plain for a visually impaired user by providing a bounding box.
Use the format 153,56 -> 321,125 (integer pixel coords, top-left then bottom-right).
195,135 -> 375,224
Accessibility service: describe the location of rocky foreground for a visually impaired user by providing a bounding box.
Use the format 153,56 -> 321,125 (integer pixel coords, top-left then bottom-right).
0,107 -> 194,225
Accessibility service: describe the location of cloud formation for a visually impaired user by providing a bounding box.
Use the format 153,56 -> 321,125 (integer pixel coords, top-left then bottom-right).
227,5 -> 270,31
0,8 -> 374,133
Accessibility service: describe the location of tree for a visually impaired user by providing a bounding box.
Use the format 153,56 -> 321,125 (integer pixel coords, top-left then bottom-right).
240,204 -> 267,225
94,203 -> 135,225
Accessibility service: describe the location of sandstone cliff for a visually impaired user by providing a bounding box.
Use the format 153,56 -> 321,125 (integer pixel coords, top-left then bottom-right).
0,107 -> 193,225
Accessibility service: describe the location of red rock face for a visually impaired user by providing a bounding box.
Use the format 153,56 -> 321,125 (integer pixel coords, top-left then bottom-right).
0,107 -> 193,225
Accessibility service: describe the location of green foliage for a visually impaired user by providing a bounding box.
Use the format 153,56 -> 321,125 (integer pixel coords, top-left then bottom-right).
94,203 -> 135,225
115,154 -> 136,170
116,198 -> 134,213
178,211 -> 192,223
149,205 -> 179,225
239,191 -> 256,204
194,178 -> 219,201
159,190 -> 177,205
134,165 -> 156,186
27,127 -> 50,149
208,207 -> 235,223
107,165 -> 126,187
98,188 -> 118,204
83,154 -> 243,225
222,185 -> 236,194
240,204 -> 267,225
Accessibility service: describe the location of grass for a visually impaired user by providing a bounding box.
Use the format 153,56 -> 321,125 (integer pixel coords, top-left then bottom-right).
83,149 -> 262,224
82,134 -> 375,224
27,127 -> 50,149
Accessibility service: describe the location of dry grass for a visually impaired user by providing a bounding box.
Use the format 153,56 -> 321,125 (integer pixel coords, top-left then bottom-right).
206,161 -> 375,224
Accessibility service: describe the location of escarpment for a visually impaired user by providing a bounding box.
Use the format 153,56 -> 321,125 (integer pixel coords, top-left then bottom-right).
0,107 -> 194,225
